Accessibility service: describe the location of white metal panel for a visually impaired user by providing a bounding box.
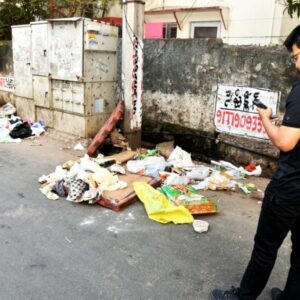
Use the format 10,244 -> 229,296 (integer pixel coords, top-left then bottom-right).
31,22 -> 49,76
15,96 -> 35,121
84,20 -> 118,52
72,82 -> 85,114
61,81 -> 73,112
12,25 -> 33,99
33,76 -> 51,108
90,82 -> 117,115
52,80 -> 63,110
84,52 -> 117,81
49,19 -> 84,81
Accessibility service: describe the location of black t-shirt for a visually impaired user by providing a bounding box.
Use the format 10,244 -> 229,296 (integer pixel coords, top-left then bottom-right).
271,81 -> 300,202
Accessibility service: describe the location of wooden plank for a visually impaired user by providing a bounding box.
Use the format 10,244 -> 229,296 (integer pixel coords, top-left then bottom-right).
98,173 -> 161,211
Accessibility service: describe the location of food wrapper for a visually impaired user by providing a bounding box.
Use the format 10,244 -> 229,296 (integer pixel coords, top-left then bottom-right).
160,185 -> 219,215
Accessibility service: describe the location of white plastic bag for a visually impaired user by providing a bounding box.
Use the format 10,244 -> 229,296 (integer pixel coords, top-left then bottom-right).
186,167 -> 210,180
127,156 -> 166,177
164,173 -> 189,185
168,146 -> 194,167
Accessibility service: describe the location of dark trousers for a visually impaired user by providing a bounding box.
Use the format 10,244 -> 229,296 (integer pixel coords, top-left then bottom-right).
238,184 -> 300,300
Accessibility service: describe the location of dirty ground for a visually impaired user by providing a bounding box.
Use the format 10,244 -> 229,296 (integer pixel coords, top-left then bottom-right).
0,134 -> 290,300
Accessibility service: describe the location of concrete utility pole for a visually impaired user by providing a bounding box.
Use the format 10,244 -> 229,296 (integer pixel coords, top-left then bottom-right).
122,0 -> 145,150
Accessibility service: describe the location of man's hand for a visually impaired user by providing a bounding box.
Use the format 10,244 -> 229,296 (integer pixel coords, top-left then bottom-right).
257,107 -> 300,152
257,107 -> 273,120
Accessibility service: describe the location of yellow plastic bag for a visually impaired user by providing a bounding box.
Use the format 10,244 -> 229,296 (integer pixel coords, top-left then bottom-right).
133,181 -> 194,224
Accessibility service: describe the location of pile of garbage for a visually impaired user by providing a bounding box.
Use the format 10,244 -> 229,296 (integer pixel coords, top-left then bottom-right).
38,141 -> 264,230
0,102 -> 46,143
39,153 -> 130,203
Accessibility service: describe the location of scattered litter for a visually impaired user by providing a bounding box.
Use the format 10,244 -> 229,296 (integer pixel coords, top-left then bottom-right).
73,143 -> 85,151
239,183 -> 257,194
191,178 -> 210,190
211,160 -> 262,177
31,120 -> 46,136
160,185 -> 218,215
65,237 -> 72,243
193,220 -> 209,233
0,103 -> 46,143
37,140 -> 266,232
9,122 -> 32,139
133,181 -> 194,224
40,185 -> 60,200
208,172 -> 236,191
239,165 -> 262,177
110,128 -> 129,149
185,166 -> 210,180
245,163 -> 256,172
164,173 -> 189,186
127,156 -> 166,178
0,102 -> 16,116
156,141 -> 174,159
95,150 -> 136,165
39,153 -> 129,205
108,163 -> 126,174
168,146 -> 194,167
135,148 -> 158,159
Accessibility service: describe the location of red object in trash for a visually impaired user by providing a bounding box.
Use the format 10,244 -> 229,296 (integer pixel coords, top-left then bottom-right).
87,101 -> 125,156
245,163 -> 256,172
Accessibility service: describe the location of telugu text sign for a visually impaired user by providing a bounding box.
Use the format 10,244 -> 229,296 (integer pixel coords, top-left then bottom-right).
215,85 -> 280,139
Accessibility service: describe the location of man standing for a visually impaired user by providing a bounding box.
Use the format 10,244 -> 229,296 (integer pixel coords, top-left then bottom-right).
211,25 -> 300,300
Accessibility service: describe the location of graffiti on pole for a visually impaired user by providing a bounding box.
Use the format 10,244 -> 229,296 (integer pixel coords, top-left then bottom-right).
0,76 -> 15,92
215,85 -> 280,139
130,35 -> 143,130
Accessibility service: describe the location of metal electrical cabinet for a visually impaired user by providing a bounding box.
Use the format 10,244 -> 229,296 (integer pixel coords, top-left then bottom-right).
12,18 -> 119,138
12,25 -> 33,99
31,21 -> 49,76
49,18 -> 118,82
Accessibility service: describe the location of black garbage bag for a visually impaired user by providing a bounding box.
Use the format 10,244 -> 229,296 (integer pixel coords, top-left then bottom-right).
9,122 -> 32,139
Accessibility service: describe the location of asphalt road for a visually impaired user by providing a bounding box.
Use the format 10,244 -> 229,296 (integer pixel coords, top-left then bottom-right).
0,135 -> 290,300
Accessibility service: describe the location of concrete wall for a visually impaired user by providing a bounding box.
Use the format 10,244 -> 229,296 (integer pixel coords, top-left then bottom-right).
2,38 -> 296,175
141,38 -> 297,176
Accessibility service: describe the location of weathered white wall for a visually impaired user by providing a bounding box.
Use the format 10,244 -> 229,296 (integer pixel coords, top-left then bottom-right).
108,0 -> 300,45
144,0 -> 286,45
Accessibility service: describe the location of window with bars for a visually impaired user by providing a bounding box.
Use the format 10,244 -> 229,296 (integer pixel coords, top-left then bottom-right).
163,23 -> 177,39
191,22 -> 221,39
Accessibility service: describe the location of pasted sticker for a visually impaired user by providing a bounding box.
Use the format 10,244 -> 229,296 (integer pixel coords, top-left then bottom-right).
0,76 -> 15,92
94,98 -> 104,113
215,85 -> 280,139
130,35 -> 143,130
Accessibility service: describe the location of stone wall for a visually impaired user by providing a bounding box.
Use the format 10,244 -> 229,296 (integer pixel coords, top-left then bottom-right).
141,39 -> 298,176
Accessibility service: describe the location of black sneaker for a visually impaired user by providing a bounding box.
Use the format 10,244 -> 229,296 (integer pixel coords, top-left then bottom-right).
211,286 -> 240,300
271,288 -> 283,300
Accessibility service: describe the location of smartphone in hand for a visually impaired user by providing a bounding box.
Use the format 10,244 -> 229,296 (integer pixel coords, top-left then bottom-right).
253,99 -> 278,119
253,99 -> 268,109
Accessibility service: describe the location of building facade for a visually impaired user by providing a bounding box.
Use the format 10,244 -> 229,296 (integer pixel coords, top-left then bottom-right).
108,0 -> 300,45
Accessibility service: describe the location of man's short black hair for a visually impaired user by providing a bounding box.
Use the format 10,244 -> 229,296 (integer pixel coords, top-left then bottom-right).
284,25 -> 300,51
